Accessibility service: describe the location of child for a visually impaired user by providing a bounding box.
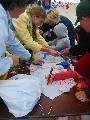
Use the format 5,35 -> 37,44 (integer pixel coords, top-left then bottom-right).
66,3 -> 69,13
46,53 -> 90,91
48,23 -> 70,51
12,6 -> 60,58
42,0 -> 52,11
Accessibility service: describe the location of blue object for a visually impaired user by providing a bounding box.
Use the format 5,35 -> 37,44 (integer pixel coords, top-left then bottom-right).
71,58 -> 75,66
37,99 -> 41,104
60,61 -> 68,68
59,50 -> 64,54
39,63 -> 42,66
43,53 -> 50,59
15,78 -> 18,80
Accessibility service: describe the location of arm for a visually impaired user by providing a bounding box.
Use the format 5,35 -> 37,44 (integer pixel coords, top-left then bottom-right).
36,28 -> 49,48
47,71 -> 77,81
0,19 -> 12,75
16,14 -> 42,54
50,38 -> 70,51
48,38 -> 57,46
39,22 -> 53,33
68,21 -> 75,46
54,71 -> 77,81
69,35 -> 90,56
7,28 -> 31,61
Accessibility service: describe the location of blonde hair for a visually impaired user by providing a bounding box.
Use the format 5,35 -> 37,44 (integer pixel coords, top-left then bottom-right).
26,6 -> 46,18
45,9 -> 60,24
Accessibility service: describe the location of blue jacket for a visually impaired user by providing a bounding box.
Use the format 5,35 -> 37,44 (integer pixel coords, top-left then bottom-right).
42,0 -> 51,11
0,4 -> 31,76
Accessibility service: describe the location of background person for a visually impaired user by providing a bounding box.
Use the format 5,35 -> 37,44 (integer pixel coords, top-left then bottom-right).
39,9 -> 75,46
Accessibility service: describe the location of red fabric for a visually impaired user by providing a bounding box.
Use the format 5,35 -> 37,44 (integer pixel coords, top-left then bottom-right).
75,53 -> 90,78
66,5 -> 69,9
54,70 -> 77,81
81,79 -> 90,89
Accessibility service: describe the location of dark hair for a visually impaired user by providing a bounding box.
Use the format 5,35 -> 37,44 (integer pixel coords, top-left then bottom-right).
0,0 -> 36,10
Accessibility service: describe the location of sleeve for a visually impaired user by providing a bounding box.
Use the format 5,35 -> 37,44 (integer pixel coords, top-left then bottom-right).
54,71 -> 77,81
48,39 -> 57,46
68,21 -> 75,46
85,86 -> 90,99
39,22 -> 53,33
16,14 -> 43,54
0,19 -> 13,76
7,28 -> 31,61
54,38 -> 70,50
36,29 -> 49,48
81,82 -> 88,90
69,36 -> 90,56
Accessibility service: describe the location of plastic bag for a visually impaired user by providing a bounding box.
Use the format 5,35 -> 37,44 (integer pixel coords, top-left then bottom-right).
0,74 -> 42,117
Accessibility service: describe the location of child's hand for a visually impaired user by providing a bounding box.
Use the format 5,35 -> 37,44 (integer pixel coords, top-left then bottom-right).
48,49 -> 60,56
62,48 -> 70,56
33,58 -> 45,64
45,74 -> 54,81
77,83 -> 81,88
75,91 -> 89,102
39,29 -> 43,35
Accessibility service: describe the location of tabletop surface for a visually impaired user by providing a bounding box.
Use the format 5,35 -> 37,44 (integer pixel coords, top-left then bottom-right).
0,63 -> 90,119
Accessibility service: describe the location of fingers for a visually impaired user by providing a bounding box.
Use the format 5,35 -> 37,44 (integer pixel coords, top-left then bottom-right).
77,83 -> 81,88
39,59 -> 45,64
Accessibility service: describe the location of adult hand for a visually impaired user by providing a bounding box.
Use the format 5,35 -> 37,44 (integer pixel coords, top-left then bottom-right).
62,48 -> 70,56
39,29 -> 43,35
10,55 -> 20,66
48,49 -> 60,57
33,58 -> 45,64
75,91 -> 89,102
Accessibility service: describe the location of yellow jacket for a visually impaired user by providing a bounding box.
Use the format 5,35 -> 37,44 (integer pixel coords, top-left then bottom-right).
16,13 -> 49,54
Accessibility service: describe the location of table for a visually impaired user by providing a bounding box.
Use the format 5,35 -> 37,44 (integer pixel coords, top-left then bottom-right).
0,63 -> 90,119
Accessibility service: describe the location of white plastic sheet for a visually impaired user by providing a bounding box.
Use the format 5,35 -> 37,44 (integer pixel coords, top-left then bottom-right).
0,74 -> 42,117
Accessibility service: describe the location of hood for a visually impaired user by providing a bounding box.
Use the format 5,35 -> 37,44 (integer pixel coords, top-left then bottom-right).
53,23 -> 68,39
42,0 -> 51,11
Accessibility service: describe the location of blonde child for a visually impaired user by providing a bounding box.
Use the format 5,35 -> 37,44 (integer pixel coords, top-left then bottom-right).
12,6 -> 60,59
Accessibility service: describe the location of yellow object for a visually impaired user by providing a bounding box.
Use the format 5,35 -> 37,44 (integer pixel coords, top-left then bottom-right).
16,13 -> 49,54
5,51 -> 12,56
0,72 -> 8,80
14,31 -> 23,44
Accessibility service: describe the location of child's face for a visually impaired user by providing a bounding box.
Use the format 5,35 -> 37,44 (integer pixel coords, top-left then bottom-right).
32,15 -> 45,27
44,0 -> 50,7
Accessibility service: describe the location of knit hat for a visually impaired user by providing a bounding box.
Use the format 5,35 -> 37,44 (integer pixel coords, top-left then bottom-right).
75,53 -> 90,78
45,9 -> 60,24
75,0 -> 90,26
